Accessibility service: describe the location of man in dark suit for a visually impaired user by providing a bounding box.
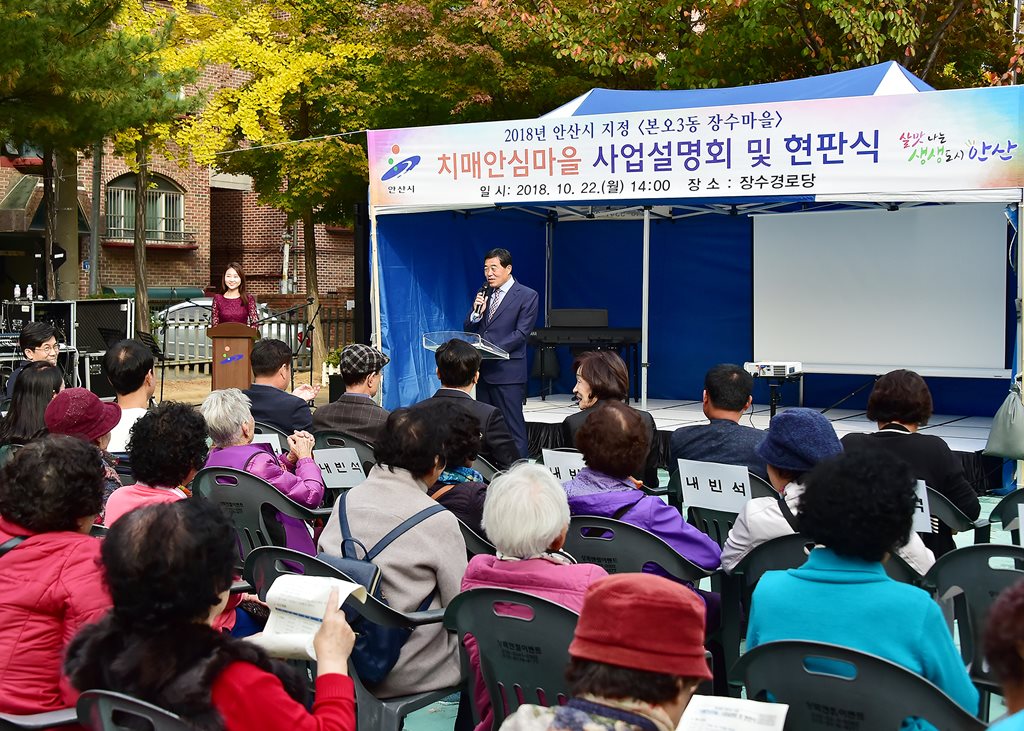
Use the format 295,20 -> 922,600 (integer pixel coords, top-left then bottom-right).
420,338 -> 519,469
463,248 -> 538,458
312,343 -> 391,445
242,338 -> 315,434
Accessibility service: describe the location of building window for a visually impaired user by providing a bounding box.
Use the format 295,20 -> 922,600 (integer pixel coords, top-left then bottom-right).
105,174 -> 191,242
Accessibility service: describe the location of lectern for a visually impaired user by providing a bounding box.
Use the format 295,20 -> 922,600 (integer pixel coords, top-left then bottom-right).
207,323 -> 259,391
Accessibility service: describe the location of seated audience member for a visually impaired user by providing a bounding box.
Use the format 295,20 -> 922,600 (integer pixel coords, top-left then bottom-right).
312,343 -> 391,445
65,500 -> 357,731
841,368 -> 980,557
202,388 -> 325,555
670,364 -> 767,480
104,402 -> 209,526
984,580 -> 1024,730
0,361 -> 63,446
562,351 -> 659,488
746,450 -> 978,715
103,339 -> 155,452
463,462 -> 608,731
318,401 -> 467,698
0,437 -> 111,714
243,338 -> 317,434
499,574 -> 711,731
421,338 -> 518,469
44,387 -> 121,511
4,321 -> 58,398
563,400 -> 721,572
427,403 -> 489,535
721,408 -> 935,575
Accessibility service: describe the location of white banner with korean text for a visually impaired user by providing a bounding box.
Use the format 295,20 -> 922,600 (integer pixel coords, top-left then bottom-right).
368,86 -> 1024,210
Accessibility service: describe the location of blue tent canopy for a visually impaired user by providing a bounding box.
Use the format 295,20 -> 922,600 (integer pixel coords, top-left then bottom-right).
371,63 -> 1017,417
548,62 -> 933,117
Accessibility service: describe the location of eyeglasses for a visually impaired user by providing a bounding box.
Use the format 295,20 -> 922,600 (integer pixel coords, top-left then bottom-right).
33,344 -> 59,355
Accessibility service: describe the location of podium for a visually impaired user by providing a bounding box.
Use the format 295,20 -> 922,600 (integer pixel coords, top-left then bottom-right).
422,331 -> 509,360
207,323 -> 259,391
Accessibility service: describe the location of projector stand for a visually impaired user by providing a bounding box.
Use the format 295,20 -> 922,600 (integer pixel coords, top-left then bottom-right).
764,374 -> 803,419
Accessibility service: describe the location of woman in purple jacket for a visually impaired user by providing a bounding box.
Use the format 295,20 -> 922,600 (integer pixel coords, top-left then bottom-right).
563,400 -> 721,572
200,388 -> 325,555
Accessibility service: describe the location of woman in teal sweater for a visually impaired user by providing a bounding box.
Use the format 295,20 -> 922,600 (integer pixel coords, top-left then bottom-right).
746,450 -> 978,716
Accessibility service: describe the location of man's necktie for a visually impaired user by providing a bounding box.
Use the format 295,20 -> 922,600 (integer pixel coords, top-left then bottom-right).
487,288 -> 503,323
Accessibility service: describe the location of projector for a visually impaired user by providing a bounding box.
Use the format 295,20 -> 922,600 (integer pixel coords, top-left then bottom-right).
744,361 -> 803,378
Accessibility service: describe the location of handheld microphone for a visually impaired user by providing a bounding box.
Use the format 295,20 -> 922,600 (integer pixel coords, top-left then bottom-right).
473,283 -> 491,316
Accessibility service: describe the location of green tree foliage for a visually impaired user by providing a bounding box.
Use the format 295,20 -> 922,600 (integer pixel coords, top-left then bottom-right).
360,0 -> 599,127
0,0 -> 195,302
483,0 -> 1018,90
166,0 -> 372,369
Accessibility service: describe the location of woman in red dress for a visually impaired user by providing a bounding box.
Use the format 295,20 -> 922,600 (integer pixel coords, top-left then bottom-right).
212,262 -> 259,328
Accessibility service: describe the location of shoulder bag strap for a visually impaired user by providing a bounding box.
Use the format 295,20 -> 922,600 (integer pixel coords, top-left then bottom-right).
430,484 -> 459,502
366,504 -> 446,562
336,490 -> 366,560
776,492 -> 800,532
0,535 -> 27,557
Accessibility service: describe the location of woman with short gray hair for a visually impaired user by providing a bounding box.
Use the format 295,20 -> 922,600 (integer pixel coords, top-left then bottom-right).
201,387 -> 253,447
461,462 -> 607,731
200,388 -> 325,555
480,463 -> 571,558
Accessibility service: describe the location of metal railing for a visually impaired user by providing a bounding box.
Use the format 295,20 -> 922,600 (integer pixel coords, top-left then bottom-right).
153,305 -> 355,374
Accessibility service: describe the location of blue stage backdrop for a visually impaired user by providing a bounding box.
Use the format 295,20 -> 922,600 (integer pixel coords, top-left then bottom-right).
377,206 -> 1009,418
377,209 -> 547,410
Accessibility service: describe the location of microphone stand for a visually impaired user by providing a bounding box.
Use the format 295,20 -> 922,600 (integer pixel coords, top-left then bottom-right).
292,298 -> 322,388
159,290 -> 213,403
275,297 -> 314,390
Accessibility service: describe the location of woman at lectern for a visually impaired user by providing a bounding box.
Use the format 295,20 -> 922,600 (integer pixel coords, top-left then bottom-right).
211,262 -> 259,329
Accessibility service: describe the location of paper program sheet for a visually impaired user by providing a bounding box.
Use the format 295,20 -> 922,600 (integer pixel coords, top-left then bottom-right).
678,695 -> 787,731
246,574 -> 366,660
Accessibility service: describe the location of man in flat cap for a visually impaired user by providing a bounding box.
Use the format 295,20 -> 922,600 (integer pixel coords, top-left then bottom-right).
312,343 -> 391,445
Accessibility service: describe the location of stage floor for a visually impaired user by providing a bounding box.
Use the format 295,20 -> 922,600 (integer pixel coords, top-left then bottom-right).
525,395 -> 993,454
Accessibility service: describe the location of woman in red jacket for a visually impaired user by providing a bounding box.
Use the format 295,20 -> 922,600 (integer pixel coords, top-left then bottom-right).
65,499 -> 356,731
0,436 -> 111,715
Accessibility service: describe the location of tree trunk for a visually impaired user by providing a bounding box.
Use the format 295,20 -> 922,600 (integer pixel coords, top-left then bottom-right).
302,208 -> 327,379
42,148 -> 57,298
133,138 -> 150,334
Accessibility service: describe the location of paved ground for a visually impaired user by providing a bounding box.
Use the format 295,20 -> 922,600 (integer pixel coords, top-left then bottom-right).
156,369 -> 332,408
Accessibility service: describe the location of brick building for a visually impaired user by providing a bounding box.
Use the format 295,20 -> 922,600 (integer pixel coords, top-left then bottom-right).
0,61 -> 357,307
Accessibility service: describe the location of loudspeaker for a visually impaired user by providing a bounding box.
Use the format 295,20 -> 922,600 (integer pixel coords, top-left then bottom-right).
33,301 -> 75,348
78,352 -> 116,399
76,299 -> 132,354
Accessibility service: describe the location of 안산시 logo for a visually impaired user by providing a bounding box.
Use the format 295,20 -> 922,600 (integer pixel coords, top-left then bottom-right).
380,145 -> 421,181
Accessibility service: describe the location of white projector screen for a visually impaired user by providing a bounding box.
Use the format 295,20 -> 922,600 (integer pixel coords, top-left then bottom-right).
752,203 -> 1009,377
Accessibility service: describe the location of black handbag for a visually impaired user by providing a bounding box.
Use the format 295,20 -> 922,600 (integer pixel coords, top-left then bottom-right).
316,491 -> 444,686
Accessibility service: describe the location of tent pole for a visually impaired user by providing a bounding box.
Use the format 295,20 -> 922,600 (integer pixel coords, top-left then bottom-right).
545,216 -> 553,327
1018,192 -> 1023,488
369,202 -> 384,402
641,208 -> 651,411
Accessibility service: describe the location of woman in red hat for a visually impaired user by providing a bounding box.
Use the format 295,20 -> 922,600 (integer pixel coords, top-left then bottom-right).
499,573 -> 712,731
44,387 -> 121,516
